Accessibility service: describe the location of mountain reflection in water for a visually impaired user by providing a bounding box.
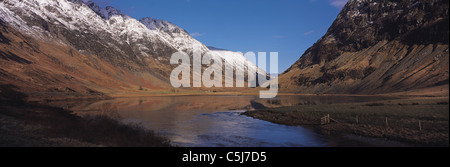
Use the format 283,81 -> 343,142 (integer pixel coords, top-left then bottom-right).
48,95 -> 395,147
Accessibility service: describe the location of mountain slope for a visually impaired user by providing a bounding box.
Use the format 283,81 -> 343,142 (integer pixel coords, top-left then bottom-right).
0,0 -> 176,97
279,0 -> 449,94
0,18 -> 169,97
0,0 -> 262,98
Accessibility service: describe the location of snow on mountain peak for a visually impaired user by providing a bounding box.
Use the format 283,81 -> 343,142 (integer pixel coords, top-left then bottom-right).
0,0 -> 264,76
139,17 -> 209,55
67,0 -> 125,19
104,6 -> 126,19
140,17 -> 187,34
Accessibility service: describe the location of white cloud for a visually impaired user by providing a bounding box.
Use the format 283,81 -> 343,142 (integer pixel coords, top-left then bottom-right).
329,0 -> 348,8
190,32 -> 206,37
304,30 -> 315,36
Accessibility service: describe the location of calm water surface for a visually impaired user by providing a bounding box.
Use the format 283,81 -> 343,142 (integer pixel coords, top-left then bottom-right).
50,95 -> 396,147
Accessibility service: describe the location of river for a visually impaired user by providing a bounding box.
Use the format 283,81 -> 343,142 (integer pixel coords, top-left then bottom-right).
48,95 -> 398,147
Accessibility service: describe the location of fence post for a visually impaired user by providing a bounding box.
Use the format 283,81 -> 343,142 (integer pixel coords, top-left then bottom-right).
419,120 -> 422,131
385,117 -> 389,129
327,114 -> 330,124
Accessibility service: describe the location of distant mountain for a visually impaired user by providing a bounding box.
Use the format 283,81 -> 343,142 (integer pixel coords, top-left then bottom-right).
279,0 -> 449,94
207,46 -> 228,51
0,0 -> 263,97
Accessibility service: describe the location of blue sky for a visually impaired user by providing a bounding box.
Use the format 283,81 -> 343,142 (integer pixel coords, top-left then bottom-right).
93,0 -> 348,73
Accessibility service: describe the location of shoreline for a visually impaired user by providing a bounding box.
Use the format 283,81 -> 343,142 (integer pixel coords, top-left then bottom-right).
0,102 -> 172,147
0,86 -> 172,147
24,90 -> 450,103
243,97 -> 449,147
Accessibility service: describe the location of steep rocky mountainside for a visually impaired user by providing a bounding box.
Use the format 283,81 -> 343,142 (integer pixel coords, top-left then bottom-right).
0,0 -> 261,98
280,0 -> 449,94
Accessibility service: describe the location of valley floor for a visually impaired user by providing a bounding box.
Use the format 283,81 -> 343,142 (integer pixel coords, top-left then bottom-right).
2,83 -> 449,147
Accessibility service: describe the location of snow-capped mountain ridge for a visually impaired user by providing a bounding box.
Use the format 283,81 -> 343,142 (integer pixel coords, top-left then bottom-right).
68,0 -> 260,71
0,0 -> 265,90
140,17 -> 187,34
139,17 -> 209,55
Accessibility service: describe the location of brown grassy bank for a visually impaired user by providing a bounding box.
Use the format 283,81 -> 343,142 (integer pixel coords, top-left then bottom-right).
243,97 -> 449,146
0,85 -> 171,147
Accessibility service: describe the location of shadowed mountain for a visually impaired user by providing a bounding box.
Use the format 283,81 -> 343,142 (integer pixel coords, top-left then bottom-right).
279,0 -> 449,94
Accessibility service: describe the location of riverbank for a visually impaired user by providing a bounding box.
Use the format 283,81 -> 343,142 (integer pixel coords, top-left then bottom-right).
0,103 -> 171,147
0,85 -> 171,147
243,97 -> 449,146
